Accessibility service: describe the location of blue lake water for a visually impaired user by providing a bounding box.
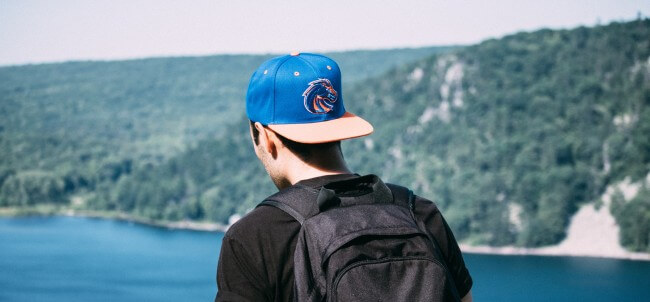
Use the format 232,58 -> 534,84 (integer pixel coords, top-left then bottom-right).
1,216 -> 649,301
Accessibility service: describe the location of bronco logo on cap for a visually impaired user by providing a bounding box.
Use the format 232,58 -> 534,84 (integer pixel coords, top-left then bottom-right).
302,78 -> 338,114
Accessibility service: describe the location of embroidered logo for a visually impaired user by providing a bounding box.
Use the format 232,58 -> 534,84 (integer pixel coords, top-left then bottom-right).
302,78 -> 338,114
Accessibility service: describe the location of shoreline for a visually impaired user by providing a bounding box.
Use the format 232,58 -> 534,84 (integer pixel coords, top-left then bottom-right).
62,210 -> 231,233
0,206 -> 230,233
459,244 -> 650,261
2,206 -> 648,261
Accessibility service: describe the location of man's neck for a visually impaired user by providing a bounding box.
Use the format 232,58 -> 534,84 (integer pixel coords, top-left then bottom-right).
283,153 -> 352,187
287,166 -> 352,185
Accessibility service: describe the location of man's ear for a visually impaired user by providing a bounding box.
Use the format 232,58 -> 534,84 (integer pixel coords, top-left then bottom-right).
254,122 -> 277,157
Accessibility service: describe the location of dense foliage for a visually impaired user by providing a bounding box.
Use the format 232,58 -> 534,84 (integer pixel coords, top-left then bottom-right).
343,20 -> 650,249
611,187 -> 650,251
0,47 -> 449,218
1,20 -> 649,251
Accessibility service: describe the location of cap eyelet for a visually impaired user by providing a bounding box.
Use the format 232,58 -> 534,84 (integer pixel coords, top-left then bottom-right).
326,65 -> 332,70
263,70 -> 268,75
294,71 -> 300,76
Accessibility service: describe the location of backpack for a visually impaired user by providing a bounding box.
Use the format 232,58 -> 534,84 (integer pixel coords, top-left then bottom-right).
258,174 -> 461,302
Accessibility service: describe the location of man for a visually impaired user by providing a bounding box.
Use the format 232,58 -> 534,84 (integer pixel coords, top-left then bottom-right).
216,52 -> 473,301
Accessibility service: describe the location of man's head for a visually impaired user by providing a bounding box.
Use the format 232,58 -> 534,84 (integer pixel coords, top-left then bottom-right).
245,53 -> 373,188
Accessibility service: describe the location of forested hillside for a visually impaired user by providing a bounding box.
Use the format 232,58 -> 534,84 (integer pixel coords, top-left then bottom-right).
1,20 -> 649,251
0,47 -> 449,213
342,20 -> 650,250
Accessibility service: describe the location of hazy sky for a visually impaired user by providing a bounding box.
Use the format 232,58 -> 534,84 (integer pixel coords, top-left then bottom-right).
1,0 -> 648,66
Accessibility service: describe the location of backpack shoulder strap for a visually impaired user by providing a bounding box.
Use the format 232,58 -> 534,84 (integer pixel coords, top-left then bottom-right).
256,185 -> 319,225
385,183 -> 415,211
388,184 -> 461,299
386,184 -> 452,268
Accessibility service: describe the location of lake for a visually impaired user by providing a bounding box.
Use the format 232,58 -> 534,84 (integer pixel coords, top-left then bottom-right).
1,216 -> 649,301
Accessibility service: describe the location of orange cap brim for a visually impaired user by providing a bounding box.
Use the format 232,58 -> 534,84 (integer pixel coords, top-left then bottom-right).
267,112 -> 373,144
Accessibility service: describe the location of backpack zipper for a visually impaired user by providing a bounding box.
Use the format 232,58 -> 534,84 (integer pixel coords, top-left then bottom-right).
329,256 -> 445,302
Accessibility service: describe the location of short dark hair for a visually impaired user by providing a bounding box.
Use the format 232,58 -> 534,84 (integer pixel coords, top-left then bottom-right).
249,120 -> 341,161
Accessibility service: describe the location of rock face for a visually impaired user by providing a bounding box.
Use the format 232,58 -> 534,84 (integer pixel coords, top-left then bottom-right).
547,203 -> 628,258
461,177 -> 650,260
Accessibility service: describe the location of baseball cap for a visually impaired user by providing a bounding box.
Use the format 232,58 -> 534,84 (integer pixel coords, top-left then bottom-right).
246,52 -> 373,144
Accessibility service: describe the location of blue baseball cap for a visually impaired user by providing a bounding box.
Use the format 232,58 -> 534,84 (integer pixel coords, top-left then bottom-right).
246,52 -> 373,144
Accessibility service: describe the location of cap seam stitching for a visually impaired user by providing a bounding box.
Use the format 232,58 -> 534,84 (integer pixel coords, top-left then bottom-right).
296,55 -> 320,79
271,55 -> 295,124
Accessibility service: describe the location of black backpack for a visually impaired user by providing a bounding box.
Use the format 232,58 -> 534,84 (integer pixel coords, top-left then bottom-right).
258,174 -> 461,302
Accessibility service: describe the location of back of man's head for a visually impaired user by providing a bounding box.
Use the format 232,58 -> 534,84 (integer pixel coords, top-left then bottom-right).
249,120 -> 341,162
245,53 -> 373,186
245,52 -> 373,144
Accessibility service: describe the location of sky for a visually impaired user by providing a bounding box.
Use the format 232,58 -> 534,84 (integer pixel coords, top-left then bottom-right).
0,0 -> 648,66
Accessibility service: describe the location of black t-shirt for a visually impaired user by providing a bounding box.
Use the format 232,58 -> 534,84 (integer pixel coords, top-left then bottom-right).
215,174 -> 473,301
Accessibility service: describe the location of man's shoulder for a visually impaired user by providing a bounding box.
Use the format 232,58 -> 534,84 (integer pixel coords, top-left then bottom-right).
411,194 -> 441,214
384,182 -> 442,216
384,185 -> 444,224
224,202 -> 301,241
